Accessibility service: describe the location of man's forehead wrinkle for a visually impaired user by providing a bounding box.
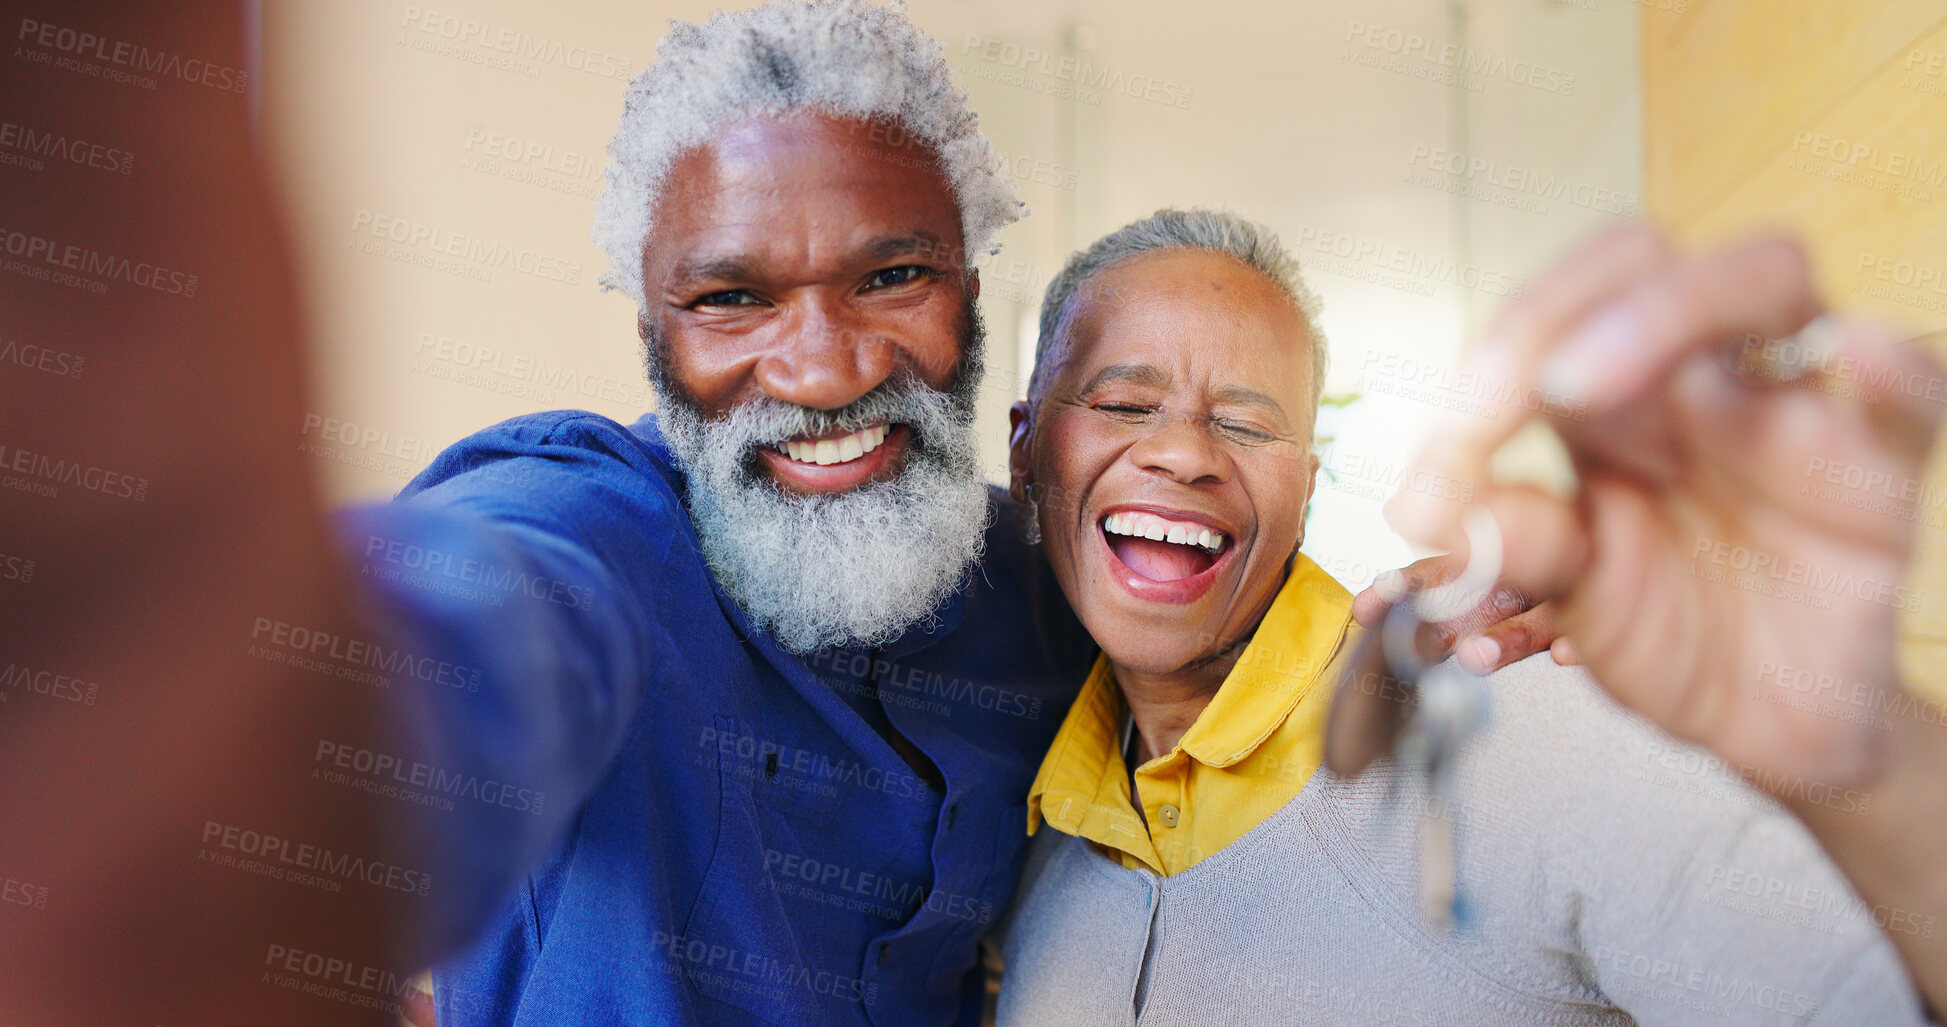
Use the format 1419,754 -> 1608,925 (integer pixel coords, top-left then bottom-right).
707,114 -> 883,178
708,119 -> 960,217
653,210 -> 778,288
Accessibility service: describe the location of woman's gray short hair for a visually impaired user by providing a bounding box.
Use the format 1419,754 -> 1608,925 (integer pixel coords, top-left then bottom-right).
1028,208 -> 1327,424
593,0 -> 1022,311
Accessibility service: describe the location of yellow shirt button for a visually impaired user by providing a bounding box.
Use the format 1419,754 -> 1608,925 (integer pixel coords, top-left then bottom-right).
1158,803 -> 1180,827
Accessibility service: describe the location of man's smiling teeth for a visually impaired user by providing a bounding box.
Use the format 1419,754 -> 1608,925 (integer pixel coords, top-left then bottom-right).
1103,511 -> 1227,553
775,424 -> 889,466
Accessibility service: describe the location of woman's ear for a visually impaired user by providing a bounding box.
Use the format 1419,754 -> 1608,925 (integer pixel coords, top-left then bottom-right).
1007,401 -> 1034,504
1295,449 -> 1321,552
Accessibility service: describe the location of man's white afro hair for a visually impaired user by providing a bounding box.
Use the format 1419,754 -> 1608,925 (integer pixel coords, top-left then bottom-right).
593,0 -> 1023,309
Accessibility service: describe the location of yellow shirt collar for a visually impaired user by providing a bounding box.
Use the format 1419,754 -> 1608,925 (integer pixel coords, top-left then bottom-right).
1027,554 -> 1355,851
1175,557 -> 1355,768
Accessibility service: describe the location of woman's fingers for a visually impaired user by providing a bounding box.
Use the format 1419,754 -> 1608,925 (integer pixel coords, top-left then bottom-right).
1455,602 -> 1560,674
1351,553 -> 1563,673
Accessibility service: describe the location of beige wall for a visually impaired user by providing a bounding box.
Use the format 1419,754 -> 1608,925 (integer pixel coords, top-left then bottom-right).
1641,1 -> 1947,690
263,0 -> 1644,590
262,1 -> 678,500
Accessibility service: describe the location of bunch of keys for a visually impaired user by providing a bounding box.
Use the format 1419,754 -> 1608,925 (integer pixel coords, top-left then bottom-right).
1325,510 -> 1500,932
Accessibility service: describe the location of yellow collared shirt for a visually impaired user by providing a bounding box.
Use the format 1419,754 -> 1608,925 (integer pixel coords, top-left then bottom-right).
1025,554 -> 1361,876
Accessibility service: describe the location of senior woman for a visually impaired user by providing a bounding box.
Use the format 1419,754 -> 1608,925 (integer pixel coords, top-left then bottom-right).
993,209 -> 1927,1025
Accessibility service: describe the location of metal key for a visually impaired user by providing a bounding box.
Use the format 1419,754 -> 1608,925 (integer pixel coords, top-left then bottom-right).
1396,659 -> 1490,931
1324,509 -> 1502,932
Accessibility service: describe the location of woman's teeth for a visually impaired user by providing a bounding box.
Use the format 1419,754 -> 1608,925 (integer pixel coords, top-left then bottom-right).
1103,511 -> 1227,553
775,424 -> 889,466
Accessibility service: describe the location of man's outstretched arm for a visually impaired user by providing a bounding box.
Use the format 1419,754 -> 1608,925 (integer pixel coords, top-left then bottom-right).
0,2 -> 651,1021
0,1 -> 424,1021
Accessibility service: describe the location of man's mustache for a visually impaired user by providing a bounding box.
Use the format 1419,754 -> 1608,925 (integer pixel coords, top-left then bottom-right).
728,375 -> 951,454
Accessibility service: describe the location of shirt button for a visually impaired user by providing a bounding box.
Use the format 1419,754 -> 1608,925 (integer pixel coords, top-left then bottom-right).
1158,804 -> 1180,827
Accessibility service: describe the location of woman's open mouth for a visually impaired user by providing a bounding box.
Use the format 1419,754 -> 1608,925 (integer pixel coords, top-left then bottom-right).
1098,507 -> 1235,604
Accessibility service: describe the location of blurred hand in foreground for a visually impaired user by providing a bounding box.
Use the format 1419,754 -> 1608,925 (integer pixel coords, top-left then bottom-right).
1384,225 -> 1947,1009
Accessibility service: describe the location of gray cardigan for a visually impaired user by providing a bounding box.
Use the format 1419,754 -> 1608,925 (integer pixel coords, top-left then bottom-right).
996,655 -> 1927,1025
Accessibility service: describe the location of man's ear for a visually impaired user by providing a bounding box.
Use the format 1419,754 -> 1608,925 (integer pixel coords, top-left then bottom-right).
1007,400 -> 1033,504
637,312 -> 653,342
966,267 -> 981,302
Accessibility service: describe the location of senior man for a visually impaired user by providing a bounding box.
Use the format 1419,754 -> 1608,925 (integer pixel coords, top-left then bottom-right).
381,5 -> 1088,1022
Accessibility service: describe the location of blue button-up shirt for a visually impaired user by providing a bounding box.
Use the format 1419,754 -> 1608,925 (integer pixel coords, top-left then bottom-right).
341,410 -> 1093,1026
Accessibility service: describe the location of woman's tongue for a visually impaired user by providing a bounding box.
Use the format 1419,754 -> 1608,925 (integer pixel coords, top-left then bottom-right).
1109,535 -> 1214,582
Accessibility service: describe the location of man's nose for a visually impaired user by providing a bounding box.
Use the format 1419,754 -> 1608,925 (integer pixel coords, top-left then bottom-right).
752,297 -> 897,411
1127,417 -> 1232,486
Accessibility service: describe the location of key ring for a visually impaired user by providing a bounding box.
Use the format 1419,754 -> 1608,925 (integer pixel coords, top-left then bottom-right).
1373,505 -> 1507,718
1327,507 -> 1505,777
1406,507 -> 1505,626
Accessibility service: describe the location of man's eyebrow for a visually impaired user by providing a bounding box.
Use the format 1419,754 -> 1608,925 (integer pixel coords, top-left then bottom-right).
667,255 -> 760,287
1211,384 -> 1290,420
1076,363 -> 1169,394
664,232 -> 954,290
859,231 -> 952,265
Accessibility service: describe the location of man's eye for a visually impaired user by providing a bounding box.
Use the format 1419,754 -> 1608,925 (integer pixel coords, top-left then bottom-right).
692,289 -> 761,308
865,265 -> 931,290
1093,403 -> 1154,417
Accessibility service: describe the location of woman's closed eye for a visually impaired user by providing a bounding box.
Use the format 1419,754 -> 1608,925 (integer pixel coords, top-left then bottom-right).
1214,419 -> 1278,444
1092,401 -> 1157,419
1088,402 -> 1279,443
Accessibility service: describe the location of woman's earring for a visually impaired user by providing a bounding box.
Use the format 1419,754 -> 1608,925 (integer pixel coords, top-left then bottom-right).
1019,482 -> 1044,545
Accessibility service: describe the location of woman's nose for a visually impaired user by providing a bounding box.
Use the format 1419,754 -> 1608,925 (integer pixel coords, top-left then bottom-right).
1127,417 -> 1231,486
752,297 -> 898,411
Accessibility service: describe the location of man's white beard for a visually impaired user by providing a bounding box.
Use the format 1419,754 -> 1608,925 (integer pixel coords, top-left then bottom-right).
655,360 -> 991,655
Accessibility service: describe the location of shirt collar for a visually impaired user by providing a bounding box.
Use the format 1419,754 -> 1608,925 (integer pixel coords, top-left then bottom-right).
1027,553 -> 1354,835
1175,555 -> 1353,768
1024,654 -> 1145,843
